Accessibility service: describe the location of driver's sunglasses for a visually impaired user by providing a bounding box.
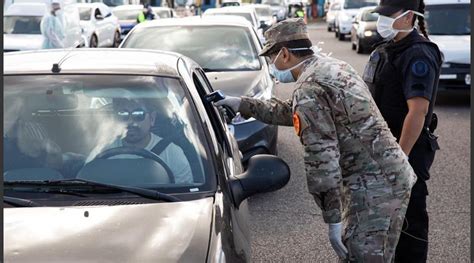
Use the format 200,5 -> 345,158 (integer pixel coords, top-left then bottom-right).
116,109 -> 148,122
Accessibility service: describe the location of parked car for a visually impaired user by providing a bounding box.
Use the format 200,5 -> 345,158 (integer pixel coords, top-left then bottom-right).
151,6 -> 176,18
262,0 -> 288,21
77,3 -> 122,47
334,0 -> 378,40
350,6 -> 381,53
203,6 -> 266,44
3,2 -> 84,52
326,0 -> 341,31
112,4 -> 159,40
247,4 -> 276,30
3,48 -> 290,263
424,0 -> 470,90
120,16 -> 279,165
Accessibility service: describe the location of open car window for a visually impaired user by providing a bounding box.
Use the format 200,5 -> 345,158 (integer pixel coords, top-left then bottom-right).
4,75 -> 215,194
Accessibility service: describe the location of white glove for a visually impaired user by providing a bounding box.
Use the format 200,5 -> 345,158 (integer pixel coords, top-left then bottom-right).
214,96 -> 241,113
328,222 -> 348,260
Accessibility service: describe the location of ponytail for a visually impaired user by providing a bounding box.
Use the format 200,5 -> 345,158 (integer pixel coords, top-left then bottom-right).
417,0 -> 429,39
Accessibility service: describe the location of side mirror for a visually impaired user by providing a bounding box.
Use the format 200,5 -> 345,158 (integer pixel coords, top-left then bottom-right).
95,14 -> 104,20
229,154 -> 290,208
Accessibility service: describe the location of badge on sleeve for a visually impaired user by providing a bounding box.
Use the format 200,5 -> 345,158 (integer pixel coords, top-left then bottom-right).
411,60 -> 429,77
293,113 -> 301,136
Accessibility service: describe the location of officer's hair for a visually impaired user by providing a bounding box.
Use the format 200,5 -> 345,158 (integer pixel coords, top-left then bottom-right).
408,0 -> 429,39
267,39 -> 314,58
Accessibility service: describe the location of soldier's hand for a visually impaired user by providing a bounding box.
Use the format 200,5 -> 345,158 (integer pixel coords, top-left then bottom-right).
328,222 -> 348,260
214,96 -> 241,112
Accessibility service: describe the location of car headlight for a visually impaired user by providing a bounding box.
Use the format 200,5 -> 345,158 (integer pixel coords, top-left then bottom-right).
364,30 -> 373,37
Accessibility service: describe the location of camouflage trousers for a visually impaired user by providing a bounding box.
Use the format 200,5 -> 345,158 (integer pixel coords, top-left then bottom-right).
339,173 -> 414,263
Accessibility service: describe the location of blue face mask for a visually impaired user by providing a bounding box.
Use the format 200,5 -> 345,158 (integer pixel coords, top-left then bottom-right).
270,48 -> 313,83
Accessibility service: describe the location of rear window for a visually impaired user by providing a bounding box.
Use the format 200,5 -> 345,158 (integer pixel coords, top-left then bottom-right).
425,4 -> 470,35
3,16 -> 42,35
113,9 -> 140,20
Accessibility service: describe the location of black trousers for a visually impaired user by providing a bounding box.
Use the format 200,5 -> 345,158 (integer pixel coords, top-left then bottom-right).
395,130 -> 439,263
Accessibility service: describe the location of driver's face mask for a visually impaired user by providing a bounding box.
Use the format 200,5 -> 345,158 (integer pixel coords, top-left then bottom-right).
376,10 -> 424,40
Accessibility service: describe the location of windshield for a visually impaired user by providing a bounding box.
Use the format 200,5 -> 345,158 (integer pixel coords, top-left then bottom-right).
79,7 -> 92,20
362,9 -> 378,21
255,6 -> 273,17
262,0 -> 282,6
3,16 -> 42,35
4,75 -> 213,193
425,4 -> 470,35
103,0 -> 127,7
344,0 -> 377,9
154,9 -> 171,18
122,26 -> 261,71
113,9 -> 140,20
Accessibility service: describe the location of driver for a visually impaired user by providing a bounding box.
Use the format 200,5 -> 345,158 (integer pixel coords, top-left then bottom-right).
86,98 -> 193,184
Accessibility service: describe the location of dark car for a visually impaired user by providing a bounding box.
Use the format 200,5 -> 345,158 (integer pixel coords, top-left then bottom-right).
120,15 -> 278,165
350,6 -> 382,54
3,49 -> 290,262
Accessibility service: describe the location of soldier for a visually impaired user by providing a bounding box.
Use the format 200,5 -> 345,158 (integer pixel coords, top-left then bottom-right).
215,18 -> 417,262
365,0 -> 442,261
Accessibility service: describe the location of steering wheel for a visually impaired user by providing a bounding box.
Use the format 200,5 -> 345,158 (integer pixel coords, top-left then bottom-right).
94,146 -> 175,183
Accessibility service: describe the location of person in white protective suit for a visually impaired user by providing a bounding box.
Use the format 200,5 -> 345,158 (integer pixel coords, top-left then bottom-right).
40,0 -> 65,49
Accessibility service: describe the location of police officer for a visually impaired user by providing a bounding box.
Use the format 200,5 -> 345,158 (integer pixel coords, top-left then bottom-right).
364,0 -> 442,262
216,18 -> 417,262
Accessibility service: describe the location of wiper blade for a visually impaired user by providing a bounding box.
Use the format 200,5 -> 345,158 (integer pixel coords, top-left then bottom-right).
4,196 -> 41,207
5,179 -> 181,202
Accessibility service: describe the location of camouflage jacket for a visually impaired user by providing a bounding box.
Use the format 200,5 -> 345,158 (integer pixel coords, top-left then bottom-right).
239,54 -> 416,224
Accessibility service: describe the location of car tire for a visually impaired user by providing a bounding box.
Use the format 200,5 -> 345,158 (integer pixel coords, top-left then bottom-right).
328,26 -> 332,32
351,42 -> 356,50
335,30 -> 339,38
338,32 -> 345,41
90,34 -> 98,48
356,39 -> 364,54
113,31 -> 121,48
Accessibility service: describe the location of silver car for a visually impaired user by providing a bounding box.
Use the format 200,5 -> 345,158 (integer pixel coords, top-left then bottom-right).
120,15 -> 278,165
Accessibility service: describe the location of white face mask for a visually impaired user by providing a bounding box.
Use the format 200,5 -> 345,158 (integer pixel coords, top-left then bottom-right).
376,10 -> 424,40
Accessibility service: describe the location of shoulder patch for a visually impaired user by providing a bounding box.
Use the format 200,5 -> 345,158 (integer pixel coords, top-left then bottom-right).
293,113 -> 301,136
411,60 -> 429,77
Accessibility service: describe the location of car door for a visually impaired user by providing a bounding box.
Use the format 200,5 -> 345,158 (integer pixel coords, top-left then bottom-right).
99,4 -> 116,42
92,7 -> 107,46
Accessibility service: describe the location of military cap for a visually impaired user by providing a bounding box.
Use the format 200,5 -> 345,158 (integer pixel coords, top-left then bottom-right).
259,18 -> 311,56
373,0 -> 421,16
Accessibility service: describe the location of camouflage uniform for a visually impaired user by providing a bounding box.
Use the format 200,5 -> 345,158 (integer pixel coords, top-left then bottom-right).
240,18 -> 417,262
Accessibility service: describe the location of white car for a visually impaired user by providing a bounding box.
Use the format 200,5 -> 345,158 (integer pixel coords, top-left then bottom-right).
247,4 -> 276,29
424,0 -> 470,89
326,0 -> 341,32
77,3 -> 122,48
334,0 -> 378,40
3,2 -> 84,52
113,4 -> 159,40
203,6 -> 266,44
151,7 -> 176,18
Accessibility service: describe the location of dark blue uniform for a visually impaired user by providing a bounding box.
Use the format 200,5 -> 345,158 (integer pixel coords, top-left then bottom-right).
363,29 -> 442,263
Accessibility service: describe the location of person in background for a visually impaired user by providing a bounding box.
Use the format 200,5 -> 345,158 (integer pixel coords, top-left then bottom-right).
40,0 -> 65,49
137,4 -> 156,23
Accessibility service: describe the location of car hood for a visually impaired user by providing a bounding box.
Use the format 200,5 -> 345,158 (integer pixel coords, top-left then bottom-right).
429,35 -> 470,64
4,198 -> 214,262
206,70 -> 263,97
362,21 -> 377,31
3,34 -> 43,51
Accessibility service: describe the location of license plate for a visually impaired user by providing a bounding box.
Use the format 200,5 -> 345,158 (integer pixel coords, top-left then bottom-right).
465,74 -> 471,85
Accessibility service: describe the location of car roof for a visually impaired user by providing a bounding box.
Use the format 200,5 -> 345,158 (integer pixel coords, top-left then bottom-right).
5,3 -> 47,16
424,0 -> 470,4
133,15 -> 253,29
4,49 -> 182,77
205,6 -> 256,14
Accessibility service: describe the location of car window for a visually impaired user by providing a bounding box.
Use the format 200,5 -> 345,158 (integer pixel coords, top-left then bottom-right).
343,0 -> 377,9
103,0 -> 127,7
122,26 -> 261,72
113,9 -> 140,20
155,9 -> 171,18
3,16 -> 42,34
361,10 -> 378,21
262,0 -> 283,6
425,4 -> 470,35
4,74 -> 214,193
94,7 -> 102,18
79,7 -> 92,20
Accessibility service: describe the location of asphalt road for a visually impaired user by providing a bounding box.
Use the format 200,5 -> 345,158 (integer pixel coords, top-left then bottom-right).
248,21 -> 470,262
